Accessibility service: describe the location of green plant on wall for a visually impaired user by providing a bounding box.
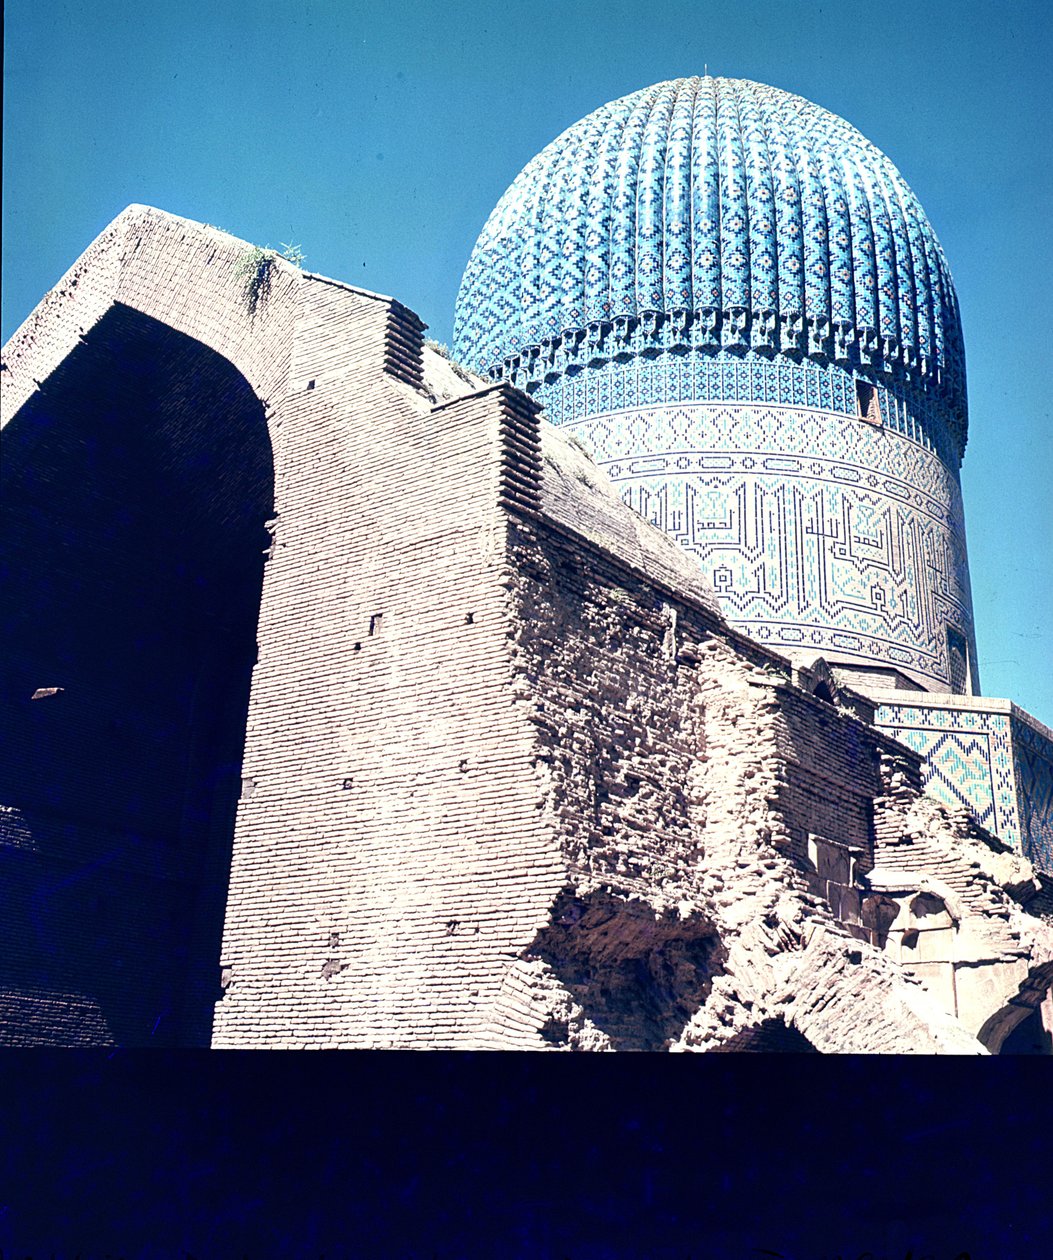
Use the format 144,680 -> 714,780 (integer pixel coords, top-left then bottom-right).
235,241 -> 306,314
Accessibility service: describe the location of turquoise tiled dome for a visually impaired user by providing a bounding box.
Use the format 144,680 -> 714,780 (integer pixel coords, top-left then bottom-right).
454,77 -> 966,448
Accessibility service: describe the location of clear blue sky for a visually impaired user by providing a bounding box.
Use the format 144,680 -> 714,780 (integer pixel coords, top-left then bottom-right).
4,0 -> 1051,721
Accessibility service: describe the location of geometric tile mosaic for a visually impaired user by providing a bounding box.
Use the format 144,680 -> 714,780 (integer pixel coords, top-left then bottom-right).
453,76 -> 976,693
532,347 -> 960,468
876,699 -> 1053,874
1013,714 -> 1053,873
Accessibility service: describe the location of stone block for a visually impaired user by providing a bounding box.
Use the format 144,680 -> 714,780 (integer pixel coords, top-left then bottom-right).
907,961 -> 957,1016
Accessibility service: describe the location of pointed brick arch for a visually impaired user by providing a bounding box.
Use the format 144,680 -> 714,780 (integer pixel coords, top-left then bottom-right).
977,961 -> 1053,1056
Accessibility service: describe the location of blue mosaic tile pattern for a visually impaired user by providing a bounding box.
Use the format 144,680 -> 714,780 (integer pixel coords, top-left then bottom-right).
877,705 -> 1017,837
1012,715 -> 1053,872
568,400 -> 976,692
454,77 -> 967,458
876,704 -> 1053,873
531,348 -> 958,467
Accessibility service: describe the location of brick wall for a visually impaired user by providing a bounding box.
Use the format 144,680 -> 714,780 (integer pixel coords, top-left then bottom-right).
496,455 -> 989,1051
212,328 -> 565,1047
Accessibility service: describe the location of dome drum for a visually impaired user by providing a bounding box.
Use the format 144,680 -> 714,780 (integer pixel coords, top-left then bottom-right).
496,327 -> 963,469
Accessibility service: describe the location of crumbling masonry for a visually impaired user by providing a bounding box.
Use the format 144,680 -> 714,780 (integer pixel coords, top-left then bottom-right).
2,207 -> 1051,1050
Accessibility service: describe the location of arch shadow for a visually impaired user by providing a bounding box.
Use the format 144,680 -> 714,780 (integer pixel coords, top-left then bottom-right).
1,304 -> 273,1046
976,962 -> 1053,1056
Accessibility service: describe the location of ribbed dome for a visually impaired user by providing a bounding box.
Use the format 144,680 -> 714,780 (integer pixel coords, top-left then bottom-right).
454,77 -> 966,444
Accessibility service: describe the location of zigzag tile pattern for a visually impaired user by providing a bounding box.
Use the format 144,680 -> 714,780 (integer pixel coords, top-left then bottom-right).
1012,715 -> 1053,871
877,704 -> 1017,839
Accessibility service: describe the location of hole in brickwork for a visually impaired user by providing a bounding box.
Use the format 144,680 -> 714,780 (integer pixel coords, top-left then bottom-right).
710,1017 -> 820,1053
465,612 -> 474,625
540,1016 -> 570,1046
528,889 -> 725,1051
979,969 -> 1053,1055
998,1006 -> 1053,1055
0,305 -> 273,1047
368,613 -> 383,636
910,893 -> 950,923
861,895 -> 900,949
946,628 -> 969,695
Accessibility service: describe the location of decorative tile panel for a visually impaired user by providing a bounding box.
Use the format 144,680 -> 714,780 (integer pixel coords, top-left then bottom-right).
876,700 -> 1053,874
1012,714 -> 1053,872
878,705 -> 1017,835
532,347 -> 956,465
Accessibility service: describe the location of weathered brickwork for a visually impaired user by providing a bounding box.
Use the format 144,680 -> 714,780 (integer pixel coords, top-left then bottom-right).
489,472 -> 1043,1051
213,373 -> 566,1048
862,767 -> 1053,1048
3,208 -> 1051,1052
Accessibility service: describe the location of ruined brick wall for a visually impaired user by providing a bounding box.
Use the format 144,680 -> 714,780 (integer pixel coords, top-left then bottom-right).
863,751 -> 1053,1046
492,518 -> 723,1049
489,472 -> 984,1052
766,684 -> 882,873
